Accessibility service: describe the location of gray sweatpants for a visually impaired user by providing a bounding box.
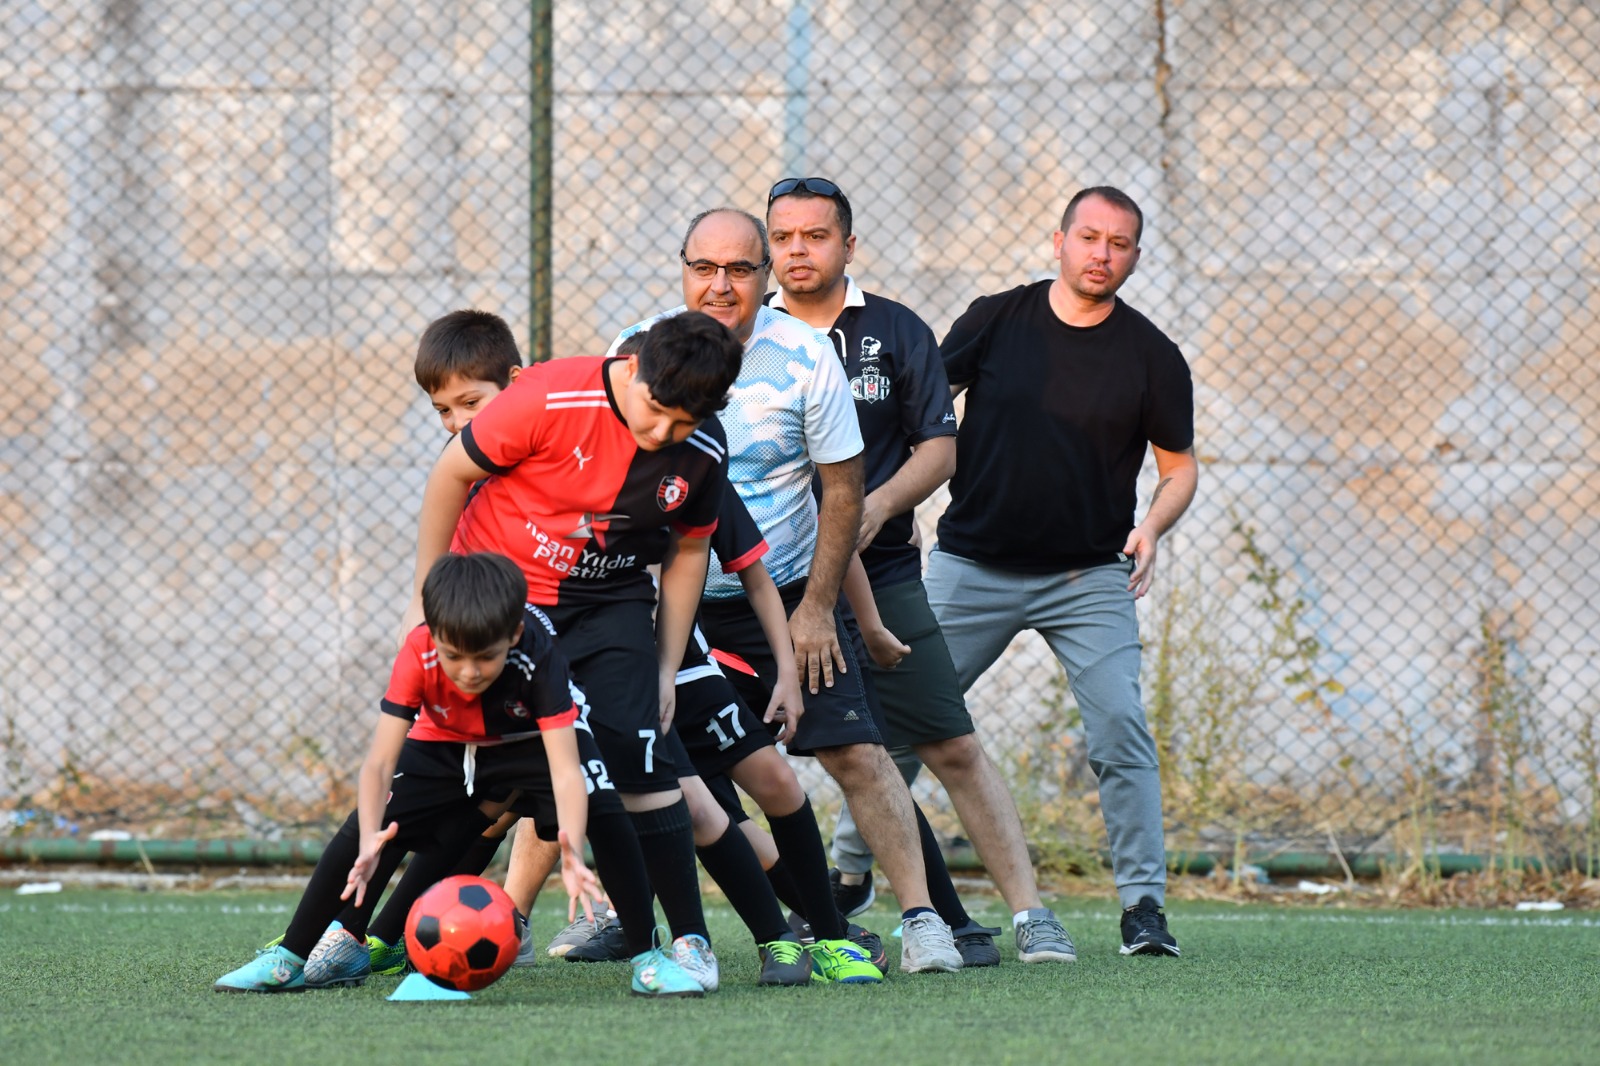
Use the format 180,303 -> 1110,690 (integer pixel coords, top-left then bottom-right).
918,550 -> 1167,908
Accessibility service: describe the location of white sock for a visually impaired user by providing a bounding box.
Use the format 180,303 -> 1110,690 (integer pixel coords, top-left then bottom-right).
1012,910 -> 1033,927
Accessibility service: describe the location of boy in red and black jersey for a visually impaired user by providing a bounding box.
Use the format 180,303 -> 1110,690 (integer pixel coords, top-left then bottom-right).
401,311 -> 743,989
213,553 -> 608,993
449,354 -> 727,609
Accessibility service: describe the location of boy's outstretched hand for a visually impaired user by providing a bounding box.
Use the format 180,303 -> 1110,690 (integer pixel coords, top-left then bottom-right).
558,828 -> 603,925
341,820 -> 399,907
763,675 -> 805,745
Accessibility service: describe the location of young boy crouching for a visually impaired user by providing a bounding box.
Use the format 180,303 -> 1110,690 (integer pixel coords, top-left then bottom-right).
213,552 -> 607,993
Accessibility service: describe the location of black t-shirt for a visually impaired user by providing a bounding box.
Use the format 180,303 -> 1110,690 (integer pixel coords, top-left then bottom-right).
938,282 -> 1193,572
766,286 -> 957,588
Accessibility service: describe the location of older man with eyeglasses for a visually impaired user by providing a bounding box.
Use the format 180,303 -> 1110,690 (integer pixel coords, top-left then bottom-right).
610,206 -> 965,974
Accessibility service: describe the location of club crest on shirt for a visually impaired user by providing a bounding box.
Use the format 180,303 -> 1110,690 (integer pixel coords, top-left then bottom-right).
656,475 -> 689,511
504,701 -> 531,719
851,365 -> 891,404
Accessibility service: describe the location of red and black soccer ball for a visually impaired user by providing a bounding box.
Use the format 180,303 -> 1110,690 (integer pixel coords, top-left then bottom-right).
404,874 -> 520,991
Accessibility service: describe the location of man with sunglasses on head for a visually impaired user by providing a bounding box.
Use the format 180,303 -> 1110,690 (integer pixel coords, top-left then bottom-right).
609,207 -> 965,974
764,177 -> 1078,967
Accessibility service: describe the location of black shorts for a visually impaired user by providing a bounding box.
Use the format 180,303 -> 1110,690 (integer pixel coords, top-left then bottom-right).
379,730 -> 623,846
674,626 -> 778,779
699,578 -> 884,757
545,599 -> 686,792
868,578 -> 975,748
703,770 -> 750,825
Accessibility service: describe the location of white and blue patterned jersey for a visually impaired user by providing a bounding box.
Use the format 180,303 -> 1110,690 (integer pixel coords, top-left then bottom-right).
610,304 -> 863,598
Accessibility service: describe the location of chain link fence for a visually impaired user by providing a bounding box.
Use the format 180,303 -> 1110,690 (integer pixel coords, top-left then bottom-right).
4,2 -> 1598,874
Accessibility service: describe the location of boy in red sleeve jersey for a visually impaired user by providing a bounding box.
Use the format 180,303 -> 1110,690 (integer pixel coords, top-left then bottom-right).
213,553 -> 619,992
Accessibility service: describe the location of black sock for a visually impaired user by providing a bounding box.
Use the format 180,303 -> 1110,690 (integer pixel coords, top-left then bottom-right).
282,814 -> 377,958
767,797 -> 846,940
915,803 -> 972,929
630,800 -> 709,942
696,824 -> 789,944
366,832 -> 502,945
587,809 -> 657,956
764,857 -> 807,917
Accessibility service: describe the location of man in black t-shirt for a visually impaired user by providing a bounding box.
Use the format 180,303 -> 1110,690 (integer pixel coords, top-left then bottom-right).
932,186 -> 1198,957
766,177 -> 1077,967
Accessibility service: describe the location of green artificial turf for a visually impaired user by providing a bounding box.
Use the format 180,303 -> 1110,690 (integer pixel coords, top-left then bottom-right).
2,890 -> 1597,1065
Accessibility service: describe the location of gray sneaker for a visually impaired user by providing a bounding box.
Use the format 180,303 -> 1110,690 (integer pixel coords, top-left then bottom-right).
303,926 -> 371,988
512,914 -> 537,969
1015,908 -> 1077,963
898,912 -> 963,973
546,909 -> 616,958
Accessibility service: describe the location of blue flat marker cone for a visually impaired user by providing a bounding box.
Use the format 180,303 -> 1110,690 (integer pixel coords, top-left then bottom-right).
388,972 -> 472,1001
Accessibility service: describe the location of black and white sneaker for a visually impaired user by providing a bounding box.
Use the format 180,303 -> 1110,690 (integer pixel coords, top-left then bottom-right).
1120,897 -> 1180,957
950,921 -> 1003,967
564,919 -> 631,962
830,868 -> 875,918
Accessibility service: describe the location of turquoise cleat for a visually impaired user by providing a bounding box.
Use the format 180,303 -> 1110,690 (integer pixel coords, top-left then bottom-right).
629,929 -> 705,999
214,945 -> 307,993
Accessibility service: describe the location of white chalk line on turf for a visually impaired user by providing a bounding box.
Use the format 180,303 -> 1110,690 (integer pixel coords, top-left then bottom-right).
1033,907 -> 1600,930
2,899 -> 1595,930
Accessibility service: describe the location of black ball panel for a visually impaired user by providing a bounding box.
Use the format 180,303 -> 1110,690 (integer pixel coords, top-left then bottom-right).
457,883 -> 493,911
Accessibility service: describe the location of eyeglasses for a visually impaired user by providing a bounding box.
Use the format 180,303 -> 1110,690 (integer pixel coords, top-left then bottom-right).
767,176 -> 845,208
679,252 -> 770,281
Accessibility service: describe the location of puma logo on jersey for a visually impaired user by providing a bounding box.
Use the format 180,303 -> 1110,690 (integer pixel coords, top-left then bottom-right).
573,445 -> 593,470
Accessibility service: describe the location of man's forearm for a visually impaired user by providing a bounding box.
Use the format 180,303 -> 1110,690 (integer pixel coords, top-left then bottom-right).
1140,448 -> 1199,538
804,455 -> 865,607
864,435 -> 955,524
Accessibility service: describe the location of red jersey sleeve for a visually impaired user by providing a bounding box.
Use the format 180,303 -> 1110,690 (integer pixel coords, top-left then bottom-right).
458,366 -> 549,475
379,626 -> 430,720
710,485 -> 767,573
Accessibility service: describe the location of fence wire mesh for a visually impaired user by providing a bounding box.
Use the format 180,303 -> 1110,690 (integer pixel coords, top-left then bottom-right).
3,2 -> 1598,873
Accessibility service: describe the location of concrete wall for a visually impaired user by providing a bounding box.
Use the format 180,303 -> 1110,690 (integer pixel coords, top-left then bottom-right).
2,1 -> 1596,833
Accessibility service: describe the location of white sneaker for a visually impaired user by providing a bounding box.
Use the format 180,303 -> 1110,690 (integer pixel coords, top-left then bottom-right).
671,933 -> 719,992
899,912 -> 963,974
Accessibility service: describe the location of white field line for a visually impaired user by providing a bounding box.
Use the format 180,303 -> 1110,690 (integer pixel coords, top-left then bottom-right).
1,898 -> 1596,930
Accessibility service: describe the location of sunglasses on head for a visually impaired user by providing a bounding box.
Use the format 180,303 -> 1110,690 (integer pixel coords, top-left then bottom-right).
767,176 -> 844,207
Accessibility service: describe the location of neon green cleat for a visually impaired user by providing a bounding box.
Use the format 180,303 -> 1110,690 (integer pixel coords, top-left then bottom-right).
367,934 -> 410,976
808,938 -> 884,984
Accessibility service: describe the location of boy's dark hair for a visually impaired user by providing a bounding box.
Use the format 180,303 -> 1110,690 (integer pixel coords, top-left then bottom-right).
614,330 -> 648,357
1059,186 -> 1144,245
421,552 -> 527,652
631,312 -> 743,420
415,310 -> 523,393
